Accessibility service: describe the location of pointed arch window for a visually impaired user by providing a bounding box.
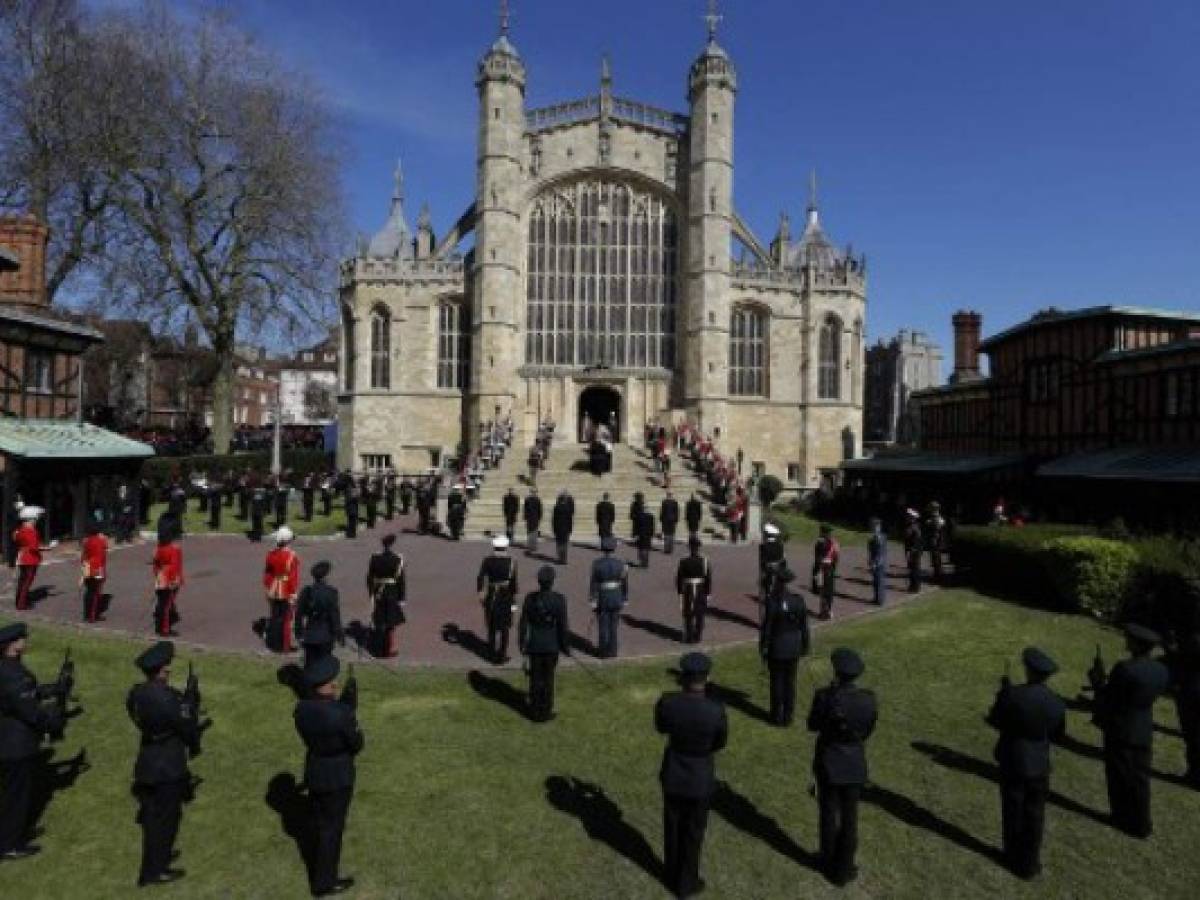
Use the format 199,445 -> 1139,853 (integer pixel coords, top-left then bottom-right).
818,314 -> 842,400
729,305 -> 767,397
341,307 -> 356,391
851,318 -> 863,403
370,306 -> 391,389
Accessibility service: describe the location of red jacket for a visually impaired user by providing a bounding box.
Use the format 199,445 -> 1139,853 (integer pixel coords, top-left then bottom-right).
153,543 -> 184,590
264,547 -> 300,601
13,523 -> 42,567
81,533 -> 109,580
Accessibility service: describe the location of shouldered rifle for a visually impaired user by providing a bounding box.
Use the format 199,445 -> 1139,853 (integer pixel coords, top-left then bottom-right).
1086,643 -> 1106,692
183,662 -> 205,717
43,648 -> 76,741
340,663 -> 358,711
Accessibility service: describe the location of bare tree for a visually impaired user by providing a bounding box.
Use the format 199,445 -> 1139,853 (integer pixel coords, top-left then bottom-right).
303,377 -> 337,422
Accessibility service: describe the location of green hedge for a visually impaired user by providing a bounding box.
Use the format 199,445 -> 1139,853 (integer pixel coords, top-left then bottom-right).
951,524 -> 1096,607
141,449 -> 332,492
1043,536 -> 1138,619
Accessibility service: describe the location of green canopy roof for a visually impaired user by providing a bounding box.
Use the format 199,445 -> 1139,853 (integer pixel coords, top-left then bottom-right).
1037,447 -> 1200,484
841,452 -> 1028,475
0,419 -> 154,460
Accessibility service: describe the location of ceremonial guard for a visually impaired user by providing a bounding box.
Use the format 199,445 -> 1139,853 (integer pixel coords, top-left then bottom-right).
518,566 -> 570,722
80,522 -> 109,623
477,537 -> 519,663
344,480 -> 360,539
629,492 -> 645,541
758,523 -> 786,613
551,491 -> 574,565
807,648 -> 878,887
249,484 -> 266,542
523,489 -> 543,554
635,505 -> 656,568
127,641 -> 208,887
660,492 -> 680,556
811,524 -> 840,620
320,474 -> 334,518
383,471 -> 397,521
263,528 -> 301,653
151,533 -> 184,637
295,561 -> 344,660
759,569 -> 810,725
685,493 -> 703,543
207,479 -> 222,530
271,480 -> 287,529
589,537 -> 629,658
655,652 -> 728,899
867,518 -> 887,606
985,647 -> 1066,879
0,622 -> 72,861
12,506 -> 48,610
903,510 -> 923,593
675,537 -> 712,644
363,477 -> 378,530
1089,624 -> 1169,837
595,492 -> 616,542
1170,609 -> 1200,787
399,477 -> 414,515
293,656 -> 362,897
446,487 -> 466,540
502,487 -> 520,542
237,474 -> 251,521
924,502 -> 947,583
367,535 -> 406,658
302,473 -> 316,522
414,482 -> 432,534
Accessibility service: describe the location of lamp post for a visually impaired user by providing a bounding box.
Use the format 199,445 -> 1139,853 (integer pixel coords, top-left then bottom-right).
270,380 -> 283,477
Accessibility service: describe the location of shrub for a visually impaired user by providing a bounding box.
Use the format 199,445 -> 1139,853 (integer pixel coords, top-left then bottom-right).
1042,536 -> 1138,619
141,449 -> 332,493
757,475 -> 783,508
951,523 -> 1096,607
1124,536 -> 1200,633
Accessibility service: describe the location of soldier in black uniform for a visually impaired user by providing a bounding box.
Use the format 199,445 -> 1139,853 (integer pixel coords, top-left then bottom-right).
1089,623 -> 1170,837
237,474 -> 251,520
207,479 -> 223,530
302,474 -> 316,522
551,491 -> 574,565
523,489 -> 543,555
595,492 -> 616,543
518,566 -> 570,722
320,475 -> 334,519
363,478 -> 378,530
250,486 -> 266,542
590,538 -> 629,658
477,537 -> 519,663
629,492 -> 645,542
343,481 -> 360,540
502,488 -> 520,542
759,568 -> 811,725
807,648 -> 878,886
383,472 -> 397,521
399,478 -> 414,516
367,536 -> 406,658
758,523 -> 786,616
293,655 -> 362,897
273,479 -> 290,529
635,506 -> 656,569
655,652 -> 728,899
660,492 -> 680,556
685,493 -> 703,543
415,483 -> 431,534
903,510 -> 923,593
295,561 -> 344,663
1170,606 -> 1200,788
447,488 -> 467,541
127,641 -> 208,887
985,647 -> 1066,879
0,622 -> 70,861
675,537 -> 712,644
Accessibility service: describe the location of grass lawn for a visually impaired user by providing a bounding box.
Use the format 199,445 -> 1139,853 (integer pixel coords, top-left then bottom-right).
5,590 -> 1197,899
145,500 -> 351,538
767,507 -> 873,548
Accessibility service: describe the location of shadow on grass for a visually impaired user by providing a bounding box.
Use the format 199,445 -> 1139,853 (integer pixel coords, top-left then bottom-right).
567,630 -> 601,658
622,614 -> 684,644
467,669 -> 530,721
711,780 -> 821,872
862,782 -> 1002,864
708,604 -> 760,631
441,623 -> 496,664
706,681 -> 772,724
29,748 -> 90,839
544,775 -> 662,882
265,773 -> 314,884
1053,733 -> 1193,785
277,664 -> 306,700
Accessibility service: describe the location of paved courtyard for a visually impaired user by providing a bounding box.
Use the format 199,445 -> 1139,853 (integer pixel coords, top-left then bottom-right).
5,512 -> 929,668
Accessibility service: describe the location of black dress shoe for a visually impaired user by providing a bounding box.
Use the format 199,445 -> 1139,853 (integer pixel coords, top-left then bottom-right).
138,868 -> 185,887
1,844 -> 41,861
314,876 -> 355,896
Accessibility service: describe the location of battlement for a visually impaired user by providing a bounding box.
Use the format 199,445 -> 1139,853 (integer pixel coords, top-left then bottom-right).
526,94 -> 688,136
731,261 -> 866,293
340,256 -> 466,288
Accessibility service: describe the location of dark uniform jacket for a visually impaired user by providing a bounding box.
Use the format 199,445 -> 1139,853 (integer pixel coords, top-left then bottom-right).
675,555 -> 712,598
552,499 -> 574,541
759,539 -> 785,573
595,500 -> 616,532
903,523 -> 923,556
629,497 -> 645,529
635,511 -> 656,550
655,692 -> 728,799
523,495 -> 543,529
0,658 -> 60,762
126,680 -> 202,785
807,683 -> 878,785
759,590 -> 811,660
518,589 -> 569,656
660,498 -> 680,534
502,493 -> 520,524
685,498 -> 704,531
590,556 -> 628,610
986,682 -> 1066,779
1095,656 -> 1170,747
478,555 -> 519,626
296,581 -> 345,642
294,696 -> 364,793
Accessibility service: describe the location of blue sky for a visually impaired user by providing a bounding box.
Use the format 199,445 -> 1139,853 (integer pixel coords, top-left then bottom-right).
126,1 -> 1200,363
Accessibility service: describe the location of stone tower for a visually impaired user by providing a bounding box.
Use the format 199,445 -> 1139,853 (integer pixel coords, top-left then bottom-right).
684,16 -> 737,433
468,16 -> 527,447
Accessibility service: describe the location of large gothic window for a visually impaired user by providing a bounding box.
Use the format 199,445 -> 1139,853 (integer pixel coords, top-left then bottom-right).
438,301 -> 469,389
729,306 -> 767,397
341,306 -> 356,391
818,314 -> 842,400
525,179 -> 678,369
370,306 -> 391,389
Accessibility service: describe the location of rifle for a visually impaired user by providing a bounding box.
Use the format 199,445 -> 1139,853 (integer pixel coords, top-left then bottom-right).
1086,643 -> 1106,692
46,647 -> 76,741
339,663 -> 358,711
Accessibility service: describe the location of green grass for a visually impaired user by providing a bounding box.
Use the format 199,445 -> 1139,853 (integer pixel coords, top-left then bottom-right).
6,591 -> 1198,898
767,507 -> 873,547
146,500 -> 353,538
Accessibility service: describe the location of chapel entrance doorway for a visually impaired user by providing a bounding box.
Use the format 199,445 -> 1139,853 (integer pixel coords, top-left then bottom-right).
578,386 -> 621,443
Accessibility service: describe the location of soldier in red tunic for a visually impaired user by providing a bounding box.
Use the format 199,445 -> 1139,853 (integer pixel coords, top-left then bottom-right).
80,522 -> 110,622
12,506 -> 51,610
263,526 -> 301,653
151,534 -> 184,636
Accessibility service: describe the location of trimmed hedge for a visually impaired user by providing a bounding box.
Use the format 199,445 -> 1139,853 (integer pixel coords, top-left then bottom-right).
1043,536 -> 1138,620
757,475 -> 783,508
141,449 -> 332,492
951,524 -> 1096,607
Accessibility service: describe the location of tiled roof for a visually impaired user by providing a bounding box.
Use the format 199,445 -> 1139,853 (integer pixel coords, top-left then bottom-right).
0,419 -> 154,460
1037,446 -> 1200,483
979,305 -> 1200,351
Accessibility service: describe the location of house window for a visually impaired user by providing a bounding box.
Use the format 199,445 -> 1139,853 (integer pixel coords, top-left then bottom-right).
25,351 -> 53,394
818,315 -> 842,400
1027,360 -> 1061,404
438,302 -> 470,389
787,463 -> 801,482
370,306 -> 391,389
362,453 -> 392,471
303,352 -> 314,362
728,306 -> 767,396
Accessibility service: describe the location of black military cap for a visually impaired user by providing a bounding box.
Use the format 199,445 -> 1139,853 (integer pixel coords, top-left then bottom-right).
601,536 -> 617,552
136,640 -> 175,674
1021,646 -> 1058,676
303,654 -> 340,687
1125,623 -> 1161,647
301,621 -> 332,647
831,647 -> 865,679
537,566 -> 556,587
0,621 -> 29,646
382,534 -> 397,548
311,560 -> 332,580
679,652 -> 712,679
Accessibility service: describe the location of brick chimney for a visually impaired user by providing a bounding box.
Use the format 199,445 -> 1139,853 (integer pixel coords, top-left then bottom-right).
949,309 -> 983,383
0,215 -> 50,309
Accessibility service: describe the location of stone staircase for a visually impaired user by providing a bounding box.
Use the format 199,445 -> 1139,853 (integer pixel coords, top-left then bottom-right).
463,443 -> 728,541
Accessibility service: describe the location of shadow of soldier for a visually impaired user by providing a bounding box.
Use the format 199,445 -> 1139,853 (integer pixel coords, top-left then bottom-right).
28,748 -> 90,841
708,603 -> 760,632
265,773 -> 315,885
621,614 -> 684,644
441,623 -> 495,664
704,681 -> 772,725
710,780 -> 822,873
543,775 -> 662,882
466,670 -> 531,721
861,782 -> 1003,865
276,664 -> 306,700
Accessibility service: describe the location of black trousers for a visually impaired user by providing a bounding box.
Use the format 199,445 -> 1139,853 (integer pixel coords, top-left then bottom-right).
1104,740 -> 1152,836
302,493 -> 314,521
486,600 -> 512,662
662,792 -> 710,896
767,657 -> 799,725
682,592 -> 707,644
208,502 -> 221,530
345,513 -> 357,539
597,608 -> 620,658
816,774 -> 861,883
0,756 -> 34,853
527,653 -> 558,720
906,553 -> 922,592
1177,692 -> 1200,785
310,786 -> 352,894
82,577 -> 105,622
136,779 -> 185,881
556,538 -> 570,565
1000,775 -> 1048,877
